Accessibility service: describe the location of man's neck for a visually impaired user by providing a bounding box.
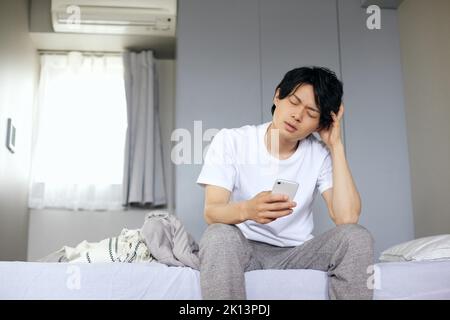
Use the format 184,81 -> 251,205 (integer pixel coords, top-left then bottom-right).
265,122 -> 299,159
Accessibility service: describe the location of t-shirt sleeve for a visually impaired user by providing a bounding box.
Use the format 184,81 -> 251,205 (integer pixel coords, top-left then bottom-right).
316,152 -> 333,194
196,129 -> 236,192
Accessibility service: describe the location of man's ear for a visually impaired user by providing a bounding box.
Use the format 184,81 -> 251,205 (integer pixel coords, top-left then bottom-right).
273,88 -> 280,104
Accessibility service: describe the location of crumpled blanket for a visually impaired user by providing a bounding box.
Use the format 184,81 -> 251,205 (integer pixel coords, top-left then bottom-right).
38,210 -> 200,270
39,228 -> 153,263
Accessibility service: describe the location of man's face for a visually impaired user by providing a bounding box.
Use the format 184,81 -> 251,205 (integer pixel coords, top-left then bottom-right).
272,84 -> 321,142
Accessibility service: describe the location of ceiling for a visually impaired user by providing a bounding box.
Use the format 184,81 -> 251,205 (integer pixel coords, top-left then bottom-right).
360,0 -> 405,9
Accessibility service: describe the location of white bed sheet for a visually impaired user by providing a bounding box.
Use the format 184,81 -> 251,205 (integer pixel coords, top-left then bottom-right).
0,260 -> 449,299
373,260 -> 450,299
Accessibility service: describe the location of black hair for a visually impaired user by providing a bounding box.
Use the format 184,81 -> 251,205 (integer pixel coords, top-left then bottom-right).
271,66 -> 343,130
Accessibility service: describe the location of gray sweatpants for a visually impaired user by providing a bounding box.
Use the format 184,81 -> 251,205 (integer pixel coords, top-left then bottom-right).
199,223 -> 374,300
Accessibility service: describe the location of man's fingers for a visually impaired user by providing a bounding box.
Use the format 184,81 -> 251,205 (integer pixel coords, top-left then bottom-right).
266,193 -> 288,203
262,209 -> 293,219
257,208 -> 294,223
265,201 -> 296,211
338,104 -> 344,118
334,104 -> 344,122
259,218 -> 276,224
331,112 -> 338,121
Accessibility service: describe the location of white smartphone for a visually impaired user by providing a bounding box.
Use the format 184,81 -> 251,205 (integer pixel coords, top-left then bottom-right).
271,179 -> 299,201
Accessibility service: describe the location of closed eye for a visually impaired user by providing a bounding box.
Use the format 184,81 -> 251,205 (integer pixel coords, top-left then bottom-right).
288,95 -> 300,105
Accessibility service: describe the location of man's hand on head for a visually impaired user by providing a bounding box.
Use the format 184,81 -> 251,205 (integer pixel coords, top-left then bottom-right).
318,103 -> 344,150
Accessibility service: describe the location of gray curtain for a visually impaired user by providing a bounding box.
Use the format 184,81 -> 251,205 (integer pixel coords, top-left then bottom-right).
122,51 -> 166,207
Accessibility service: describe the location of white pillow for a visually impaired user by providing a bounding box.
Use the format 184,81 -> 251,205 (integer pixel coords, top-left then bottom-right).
379,234 -> 450,262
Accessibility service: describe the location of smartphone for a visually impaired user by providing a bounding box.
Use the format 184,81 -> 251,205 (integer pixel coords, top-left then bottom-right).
271,179 -> 299,201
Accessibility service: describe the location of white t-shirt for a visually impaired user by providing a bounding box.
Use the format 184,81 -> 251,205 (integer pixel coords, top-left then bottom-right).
196,121 -> 333,247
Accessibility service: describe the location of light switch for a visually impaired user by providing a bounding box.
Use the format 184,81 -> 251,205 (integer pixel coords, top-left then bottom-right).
6,118 -> 16,154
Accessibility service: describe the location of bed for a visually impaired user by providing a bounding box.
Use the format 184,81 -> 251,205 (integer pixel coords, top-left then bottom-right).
1,260 -> 449,299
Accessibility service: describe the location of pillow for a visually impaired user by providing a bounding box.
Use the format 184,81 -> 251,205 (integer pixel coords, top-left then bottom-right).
379,234 -> 450,262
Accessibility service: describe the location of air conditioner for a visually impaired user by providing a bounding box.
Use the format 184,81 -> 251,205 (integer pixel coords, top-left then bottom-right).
51,0 -> 177,36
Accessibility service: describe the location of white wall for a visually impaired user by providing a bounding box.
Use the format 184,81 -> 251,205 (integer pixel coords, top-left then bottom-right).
27,59 -> 176,261
398,0 -> 450,238
0,0 -> 39,261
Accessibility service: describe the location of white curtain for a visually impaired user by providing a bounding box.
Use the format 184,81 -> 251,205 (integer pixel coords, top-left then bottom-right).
29,52 -> 127,211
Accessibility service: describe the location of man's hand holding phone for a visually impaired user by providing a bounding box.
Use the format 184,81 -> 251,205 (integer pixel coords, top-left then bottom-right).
242,191 -> 296,224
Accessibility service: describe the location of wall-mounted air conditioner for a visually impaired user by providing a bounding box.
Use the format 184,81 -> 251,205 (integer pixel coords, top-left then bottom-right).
51,0 -> 177,36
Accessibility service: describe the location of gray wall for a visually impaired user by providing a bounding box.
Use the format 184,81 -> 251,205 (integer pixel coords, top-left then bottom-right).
27,59 -> 176,261
175,0 -> 414,258
259,0 -> 341,122
327,0 -> 414,255
175,0 -> 262,240
0,0 -> 39,261
398,0 -> 450,238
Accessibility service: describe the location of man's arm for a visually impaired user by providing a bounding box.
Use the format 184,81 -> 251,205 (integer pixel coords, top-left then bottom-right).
322,141 -> 361,225
203,185 -> 246,225
318,104 -> 361,225
203,185 -> 295,225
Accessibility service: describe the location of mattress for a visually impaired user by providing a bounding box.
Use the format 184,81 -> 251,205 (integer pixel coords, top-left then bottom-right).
373,260 -> 450,299
0,260 -> 449,299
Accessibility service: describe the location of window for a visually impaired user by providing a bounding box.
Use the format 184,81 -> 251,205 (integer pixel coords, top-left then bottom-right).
29,52 -> 127,211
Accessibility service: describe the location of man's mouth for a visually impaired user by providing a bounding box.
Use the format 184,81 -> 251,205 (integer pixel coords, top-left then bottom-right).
284,121 -> 298,132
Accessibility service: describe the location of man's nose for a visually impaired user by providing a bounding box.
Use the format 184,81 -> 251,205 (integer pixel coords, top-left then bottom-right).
292,107 -> 304,122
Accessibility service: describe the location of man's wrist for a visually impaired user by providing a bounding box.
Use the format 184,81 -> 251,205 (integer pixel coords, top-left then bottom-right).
239,201 -> 249,223
330,141 -> 345,156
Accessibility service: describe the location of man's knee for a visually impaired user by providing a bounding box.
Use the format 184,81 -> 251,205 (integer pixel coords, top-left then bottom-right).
334,223 -> 374,247
200,223 -> 244,251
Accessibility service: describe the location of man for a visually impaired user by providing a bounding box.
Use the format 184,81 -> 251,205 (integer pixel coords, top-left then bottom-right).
196,67 -> 374,300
